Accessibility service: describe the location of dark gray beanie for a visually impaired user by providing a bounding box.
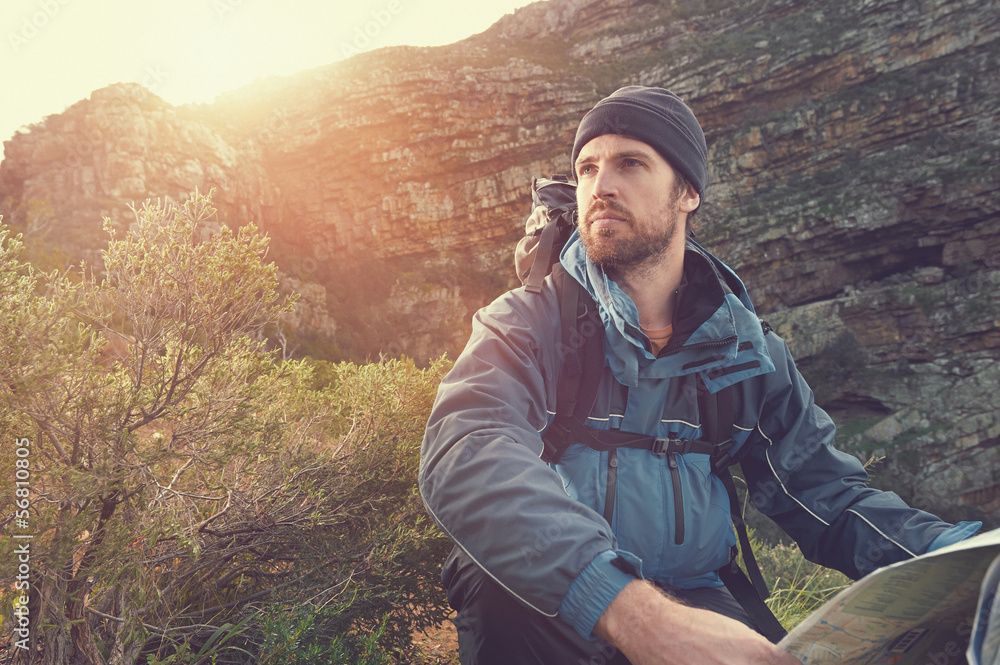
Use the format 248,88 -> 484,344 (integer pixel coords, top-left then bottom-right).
571,86 -> 708,198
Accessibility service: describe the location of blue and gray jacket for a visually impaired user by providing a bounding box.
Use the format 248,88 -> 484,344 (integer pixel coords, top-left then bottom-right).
419,232 -> 978,639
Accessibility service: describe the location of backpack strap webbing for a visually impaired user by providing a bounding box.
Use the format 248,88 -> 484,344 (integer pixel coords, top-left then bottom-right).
705,387 -> 788,643
524,215 -> 563,294
542,266 -> 604,463
716,474 -> 788,643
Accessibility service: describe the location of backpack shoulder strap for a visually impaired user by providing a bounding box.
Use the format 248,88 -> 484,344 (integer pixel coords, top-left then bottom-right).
542,264 -> 603,463
524,217 -> 563,294
698,378 -> 733,450
701,379 -> 788,643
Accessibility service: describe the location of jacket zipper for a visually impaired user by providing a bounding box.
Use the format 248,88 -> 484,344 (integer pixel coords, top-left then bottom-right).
659,334 -> 737,358
667,452 -> 685,545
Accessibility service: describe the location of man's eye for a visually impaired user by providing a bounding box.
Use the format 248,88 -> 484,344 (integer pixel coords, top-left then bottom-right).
623,159 -> 642,168
579,165 -> 594,176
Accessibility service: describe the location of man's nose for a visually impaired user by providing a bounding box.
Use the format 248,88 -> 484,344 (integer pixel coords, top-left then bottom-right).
592,168 -> 618,199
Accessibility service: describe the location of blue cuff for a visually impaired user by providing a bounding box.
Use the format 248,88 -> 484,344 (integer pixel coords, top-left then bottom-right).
926,521 -> 983,552
558,549 -> 642,640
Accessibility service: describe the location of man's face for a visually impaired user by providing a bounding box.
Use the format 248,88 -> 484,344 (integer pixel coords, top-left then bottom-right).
574,134 -> 699,271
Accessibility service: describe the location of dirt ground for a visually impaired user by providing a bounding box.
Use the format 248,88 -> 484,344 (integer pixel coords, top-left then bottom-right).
411,612 -> 460,664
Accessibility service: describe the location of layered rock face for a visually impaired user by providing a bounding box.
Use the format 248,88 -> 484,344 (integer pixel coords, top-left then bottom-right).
1,0 -> 997,525
0,84 -> 282,261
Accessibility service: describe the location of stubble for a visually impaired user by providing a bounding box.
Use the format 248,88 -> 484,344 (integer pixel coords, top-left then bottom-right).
578,196 -> 682,279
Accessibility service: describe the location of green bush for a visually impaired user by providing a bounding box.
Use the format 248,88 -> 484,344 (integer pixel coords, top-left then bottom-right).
0,193 -> 452,665
245,606 -> 393,665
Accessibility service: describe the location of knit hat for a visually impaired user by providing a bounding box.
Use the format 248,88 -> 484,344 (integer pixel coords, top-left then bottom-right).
571,86 -> 708,199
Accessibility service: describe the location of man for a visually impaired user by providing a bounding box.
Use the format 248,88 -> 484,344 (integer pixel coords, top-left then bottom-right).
418,86 -> 979,665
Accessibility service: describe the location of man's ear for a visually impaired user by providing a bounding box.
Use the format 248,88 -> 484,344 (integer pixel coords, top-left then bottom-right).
678,185 -> 700,213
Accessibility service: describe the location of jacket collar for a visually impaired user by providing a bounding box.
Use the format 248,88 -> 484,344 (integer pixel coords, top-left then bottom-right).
560,231 -> 774,388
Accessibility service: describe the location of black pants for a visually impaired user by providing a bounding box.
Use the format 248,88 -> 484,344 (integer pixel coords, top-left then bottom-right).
443,548 -> 758,665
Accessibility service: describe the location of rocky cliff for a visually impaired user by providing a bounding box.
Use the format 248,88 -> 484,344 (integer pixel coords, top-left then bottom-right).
2,0 -> 998,527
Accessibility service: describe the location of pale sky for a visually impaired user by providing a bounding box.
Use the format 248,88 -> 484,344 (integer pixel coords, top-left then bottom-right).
1,0 -> 537,145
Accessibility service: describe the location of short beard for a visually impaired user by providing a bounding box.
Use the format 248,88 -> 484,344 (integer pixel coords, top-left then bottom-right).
578,197 -> 681,278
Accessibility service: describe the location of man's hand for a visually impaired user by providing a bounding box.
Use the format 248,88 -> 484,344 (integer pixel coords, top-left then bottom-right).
594,579 -> 801,665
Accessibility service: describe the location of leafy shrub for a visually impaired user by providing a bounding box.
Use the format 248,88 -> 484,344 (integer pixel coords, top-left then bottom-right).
240,606 -> 393,665
0,193 -> 451,665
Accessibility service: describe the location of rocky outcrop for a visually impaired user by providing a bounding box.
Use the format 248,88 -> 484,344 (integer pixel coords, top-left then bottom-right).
0,84 -> 282,264
1,0 -> 998,525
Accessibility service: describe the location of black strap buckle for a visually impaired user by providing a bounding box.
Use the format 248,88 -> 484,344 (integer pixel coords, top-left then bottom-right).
652,437 -> 685,458
711,439 -> 736,472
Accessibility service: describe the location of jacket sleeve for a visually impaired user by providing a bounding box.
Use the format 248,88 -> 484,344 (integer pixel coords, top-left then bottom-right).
418,287 -> 633,630
740,333 -> 976,580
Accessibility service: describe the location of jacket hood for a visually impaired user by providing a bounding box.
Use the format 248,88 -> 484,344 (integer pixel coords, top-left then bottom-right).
560,231 -> 775,389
